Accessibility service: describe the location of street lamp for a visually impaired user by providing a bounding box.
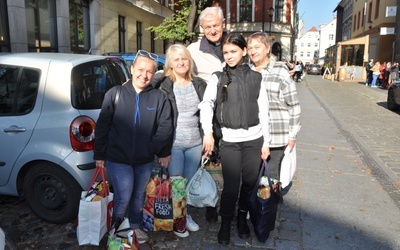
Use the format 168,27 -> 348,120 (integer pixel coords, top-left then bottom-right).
268,7 -> 274,35
262,0 -> 265,32
368,20 -> 373,30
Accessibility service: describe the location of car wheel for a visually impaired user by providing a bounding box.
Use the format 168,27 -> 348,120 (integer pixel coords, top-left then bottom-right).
23,162 -> 82,224
387,88 -> 399,111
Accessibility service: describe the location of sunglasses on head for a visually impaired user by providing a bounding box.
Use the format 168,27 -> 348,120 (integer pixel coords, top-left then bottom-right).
136,50 -> 158,61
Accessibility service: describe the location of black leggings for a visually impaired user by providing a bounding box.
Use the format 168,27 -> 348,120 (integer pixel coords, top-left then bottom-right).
218,137 -> 263,217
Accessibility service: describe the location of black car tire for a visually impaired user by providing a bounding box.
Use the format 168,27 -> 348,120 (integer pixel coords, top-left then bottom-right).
23,162 -> 82,224
387,88 -> 399,111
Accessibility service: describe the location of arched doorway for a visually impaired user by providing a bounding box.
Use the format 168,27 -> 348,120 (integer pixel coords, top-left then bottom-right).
272,42 -> 282,61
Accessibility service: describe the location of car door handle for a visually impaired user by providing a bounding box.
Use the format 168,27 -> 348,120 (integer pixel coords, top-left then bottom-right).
3,125 -> 26,133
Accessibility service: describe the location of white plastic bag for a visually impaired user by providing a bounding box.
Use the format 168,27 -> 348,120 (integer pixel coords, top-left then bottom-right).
77,167 -> 114,246
186,158 -> 218,208
280,145 -> 297,189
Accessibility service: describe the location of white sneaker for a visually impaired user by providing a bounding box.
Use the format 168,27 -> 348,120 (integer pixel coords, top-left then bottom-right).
173,229 -> 189,238
134,228 -> 149,244
186,214 -> 199,232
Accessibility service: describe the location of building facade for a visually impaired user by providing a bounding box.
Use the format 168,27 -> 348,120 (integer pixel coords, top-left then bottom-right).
294,27 -> 319,64
0,0 -> 173,54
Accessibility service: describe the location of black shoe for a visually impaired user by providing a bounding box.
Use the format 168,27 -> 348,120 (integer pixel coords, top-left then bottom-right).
218,216 -> 231,245
206,206 -> 218,222
237,211 -> 250,239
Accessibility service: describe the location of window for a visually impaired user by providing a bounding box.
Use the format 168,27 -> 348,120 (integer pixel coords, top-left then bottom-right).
315,43 -> 318,47
329,34 -> 334,40
375,0 -> 380,19
239,0 -> 252,22
300,52 -> 303,57
137,22 -> 142,50
307,43 -> 311,47
151,31 -> 155,53
301,43 -> 304,47
118,16 -> 126,52
72,58 -> 130,109
70,0 -> 90,53
307,52 -> 310,57
0,0 -> 10,52
0,66 -> 40,115
25,0 -> 58,52
275,0 -> 284,23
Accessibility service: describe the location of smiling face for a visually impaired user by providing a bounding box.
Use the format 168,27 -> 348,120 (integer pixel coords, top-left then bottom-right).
247,38 -> 270,67
201,15 -> 225,44
170,52 -> 190,78
131,56 -> 156,92
222,43 -> 246,67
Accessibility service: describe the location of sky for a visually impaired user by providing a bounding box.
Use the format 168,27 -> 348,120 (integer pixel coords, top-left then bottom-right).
297,0 -> 339,31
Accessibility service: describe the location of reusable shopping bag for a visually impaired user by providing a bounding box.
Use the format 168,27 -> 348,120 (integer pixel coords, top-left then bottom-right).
186,158 -> 218,208
77,167 -> 114,246
248,161 -> 281,243
280,145 -> 297,189
143,167 -> 187,233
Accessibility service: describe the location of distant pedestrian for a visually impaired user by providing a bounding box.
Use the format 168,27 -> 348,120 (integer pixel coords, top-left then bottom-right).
370,61 -> 380,88
366,59 -> 374,86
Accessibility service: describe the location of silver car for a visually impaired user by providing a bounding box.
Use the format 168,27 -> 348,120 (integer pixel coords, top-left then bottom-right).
0,53 -> 129,223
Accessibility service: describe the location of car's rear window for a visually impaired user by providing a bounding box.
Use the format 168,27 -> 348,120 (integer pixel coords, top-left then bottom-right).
72,58 -> 129,109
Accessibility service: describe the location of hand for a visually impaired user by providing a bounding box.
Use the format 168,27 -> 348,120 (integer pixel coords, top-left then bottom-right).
287,139 -> 296,152
158,155 -> 171,168
261,146 -> 270,161
202,132 -> 215,157
95,160 -> 105,168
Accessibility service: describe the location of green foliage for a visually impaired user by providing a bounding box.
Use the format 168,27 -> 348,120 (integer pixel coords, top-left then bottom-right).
147,0 -> 195,43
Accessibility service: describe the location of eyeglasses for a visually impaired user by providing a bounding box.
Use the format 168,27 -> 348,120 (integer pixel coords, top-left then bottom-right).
136,50 -> 158,61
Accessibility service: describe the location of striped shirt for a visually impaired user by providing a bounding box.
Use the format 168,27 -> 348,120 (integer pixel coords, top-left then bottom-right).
250,59 -> 301,147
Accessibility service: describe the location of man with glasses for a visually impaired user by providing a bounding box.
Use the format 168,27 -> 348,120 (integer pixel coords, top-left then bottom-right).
187,6 -> 226,223
94,50 -> 173,245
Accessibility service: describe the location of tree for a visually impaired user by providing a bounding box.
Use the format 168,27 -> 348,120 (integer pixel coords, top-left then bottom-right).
147,0 -> 216,44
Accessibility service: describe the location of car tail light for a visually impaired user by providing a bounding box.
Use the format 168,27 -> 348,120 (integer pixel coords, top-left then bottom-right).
70,116 -> 96,152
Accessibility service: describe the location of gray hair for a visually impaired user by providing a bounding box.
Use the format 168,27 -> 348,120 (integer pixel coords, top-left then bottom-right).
199,7 -> 224,24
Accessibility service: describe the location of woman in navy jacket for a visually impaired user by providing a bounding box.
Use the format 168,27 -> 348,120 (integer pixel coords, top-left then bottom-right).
94,51 -> 173,244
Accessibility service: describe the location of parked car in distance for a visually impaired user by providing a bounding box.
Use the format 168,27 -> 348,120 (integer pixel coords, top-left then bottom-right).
307,64 -> 322,75
0,53 -> 130,224
387,80 -> 400,110
103,52 -> 166,71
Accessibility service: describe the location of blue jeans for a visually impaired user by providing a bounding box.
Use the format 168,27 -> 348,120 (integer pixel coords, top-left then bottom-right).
106,161 -> 153,229
168,144 -> 202,182
371,74 -> 378,87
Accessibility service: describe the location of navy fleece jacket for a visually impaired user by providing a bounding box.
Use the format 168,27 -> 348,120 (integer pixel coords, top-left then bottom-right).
93,80 -> 173,166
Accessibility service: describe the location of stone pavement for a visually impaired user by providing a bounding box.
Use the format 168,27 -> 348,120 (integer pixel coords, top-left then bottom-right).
1,74 -> 400,249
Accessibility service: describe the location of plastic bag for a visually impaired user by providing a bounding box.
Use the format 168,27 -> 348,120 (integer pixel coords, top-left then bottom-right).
186,158 -> 218,208
280,145 -> 297,189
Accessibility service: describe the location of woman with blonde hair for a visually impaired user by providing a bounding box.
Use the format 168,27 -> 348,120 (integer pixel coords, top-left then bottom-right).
154,44 -> 207,237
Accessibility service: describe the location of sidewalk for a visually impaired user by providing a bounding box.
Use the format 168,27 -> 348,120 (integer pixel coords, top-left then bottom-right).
137,75 -> 400,249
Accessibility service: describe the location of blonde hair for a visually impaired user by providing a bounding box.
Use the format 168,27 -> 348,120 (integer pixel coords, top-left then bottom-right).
163,44 -> 194,82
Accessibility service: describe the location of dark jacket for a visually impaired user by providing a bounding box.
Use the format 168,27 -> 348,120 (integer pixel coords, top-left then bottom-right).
93,80 -> 173,166
156,76 -> 207,155
215,64 -> 262,130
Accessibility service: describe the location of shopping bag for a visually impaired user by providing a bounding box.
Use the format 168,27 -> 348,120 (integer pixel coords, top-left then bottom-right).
186,158 -> 218,208
143,167 -> 175,232
248,161 -> 280,243
77,167 -> 114,246
171,176 -> 187,234
280,145 -> 297,189
107,218 -> 139,250
204,159 -> 223,206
